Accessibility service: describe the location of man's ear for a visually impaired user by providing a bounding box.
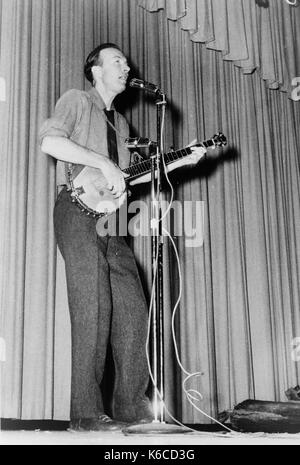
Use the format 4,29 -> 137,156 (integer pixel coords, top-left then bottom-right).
91,65 -> 101,83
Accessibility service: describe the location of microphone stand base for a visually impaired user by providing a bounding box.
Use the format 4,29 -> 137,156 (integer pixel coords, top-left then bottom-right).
122,421 -> 193,435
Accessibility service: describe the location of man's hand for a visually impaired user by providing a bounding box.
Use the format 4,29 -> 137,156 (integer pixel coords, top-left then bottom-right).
170,139 -> 206,169
41,136 -> 129,198
129,139 -> 206,186
100,158 -> 128,199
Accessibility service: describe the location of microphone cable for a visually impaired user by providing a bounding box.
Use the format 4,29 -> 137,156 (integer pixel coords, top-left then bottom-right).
145,114 -> 235,433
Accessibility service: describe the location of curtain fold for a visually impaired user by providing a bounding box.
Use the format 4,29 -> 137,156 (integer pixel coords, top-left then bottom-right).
0,0 -> 58,418
1,0 -> 300,423
139,0 -> 300,94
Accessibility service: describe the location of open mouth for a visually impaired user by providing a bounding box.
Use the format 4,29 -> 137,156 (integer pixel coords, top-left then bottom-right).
119,75 -> 128,84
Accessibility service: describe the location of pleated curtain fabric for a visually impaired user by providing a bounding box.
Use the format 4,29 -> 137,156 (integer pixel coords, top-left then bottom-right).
138,0 -> 300,94
0,0 -> 299,422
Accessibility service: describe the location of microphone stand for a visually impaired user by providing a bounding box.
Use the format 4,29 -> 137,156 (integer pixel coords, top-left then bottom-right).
124,90 -> 192,435
151,91 -> 166,425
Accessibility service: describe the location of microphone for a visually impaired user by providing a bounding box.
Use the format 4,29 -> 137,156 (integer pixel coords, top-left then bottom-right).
129,78 -> 162,95
125,137 -> 157,148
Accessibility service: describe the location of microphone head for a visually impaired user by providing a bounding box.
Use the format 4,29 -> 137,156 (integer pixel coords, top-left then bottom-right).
129,78 -> 145,89
129,78 -> 162,95
125,137 -> 157,148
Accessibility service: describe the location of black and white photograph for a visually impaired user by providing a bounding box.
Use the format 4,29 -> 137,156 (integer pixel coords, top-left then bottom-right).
0,0 -> 300,451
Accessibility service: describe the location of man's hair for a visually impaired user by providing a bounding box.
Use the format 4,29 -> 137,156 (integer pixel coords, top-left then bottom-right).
84,43 -> 121,85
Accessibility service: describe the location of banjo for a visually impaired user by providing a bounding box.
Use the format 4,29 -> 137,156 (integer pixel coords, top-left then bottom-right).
68,132 -> 227,217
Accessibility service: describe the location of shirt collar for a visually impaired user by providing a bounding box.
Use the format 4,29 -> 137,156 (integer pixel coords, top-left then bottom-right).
88,86 -> 115,112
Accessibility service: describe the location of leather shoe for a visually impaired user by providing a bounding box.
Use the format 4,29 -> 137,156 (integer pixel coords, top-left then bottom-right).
114,398 -> 154,424
128,416 -> 154,426
69,414 -> 126,432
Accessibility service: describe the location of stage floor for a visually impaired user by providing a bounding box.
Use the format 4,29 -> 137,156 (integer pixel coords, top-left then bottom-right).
1,429 -> 300,445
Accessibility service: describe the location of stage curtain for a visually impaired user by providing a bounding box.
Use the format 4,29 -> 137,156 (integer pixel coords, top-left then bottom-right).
138,0 -> 300,95
1,0 -> 300,423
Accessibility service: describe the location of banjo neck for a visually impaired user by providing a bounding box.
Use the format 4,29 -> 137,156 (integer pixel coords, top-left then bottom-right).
123,133 -> 226,182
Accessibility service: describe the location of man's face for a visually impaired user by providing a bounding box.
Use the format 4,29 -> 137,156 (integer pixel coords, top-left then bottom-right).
97,48 -> 130,96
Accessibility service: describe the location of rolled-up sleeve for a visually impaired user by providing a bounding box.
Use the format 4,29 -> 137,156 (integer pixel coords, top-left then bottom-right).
39,89 -> 83,146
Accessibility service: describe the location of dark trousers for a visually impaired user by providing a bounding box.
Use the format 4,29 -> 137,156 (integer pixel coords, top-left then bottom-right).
54,188 -> 150,421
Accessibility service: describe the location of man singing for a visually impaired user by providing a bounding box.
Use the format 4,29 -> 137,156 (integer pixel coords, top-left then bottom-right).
40,43 -> 205,432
